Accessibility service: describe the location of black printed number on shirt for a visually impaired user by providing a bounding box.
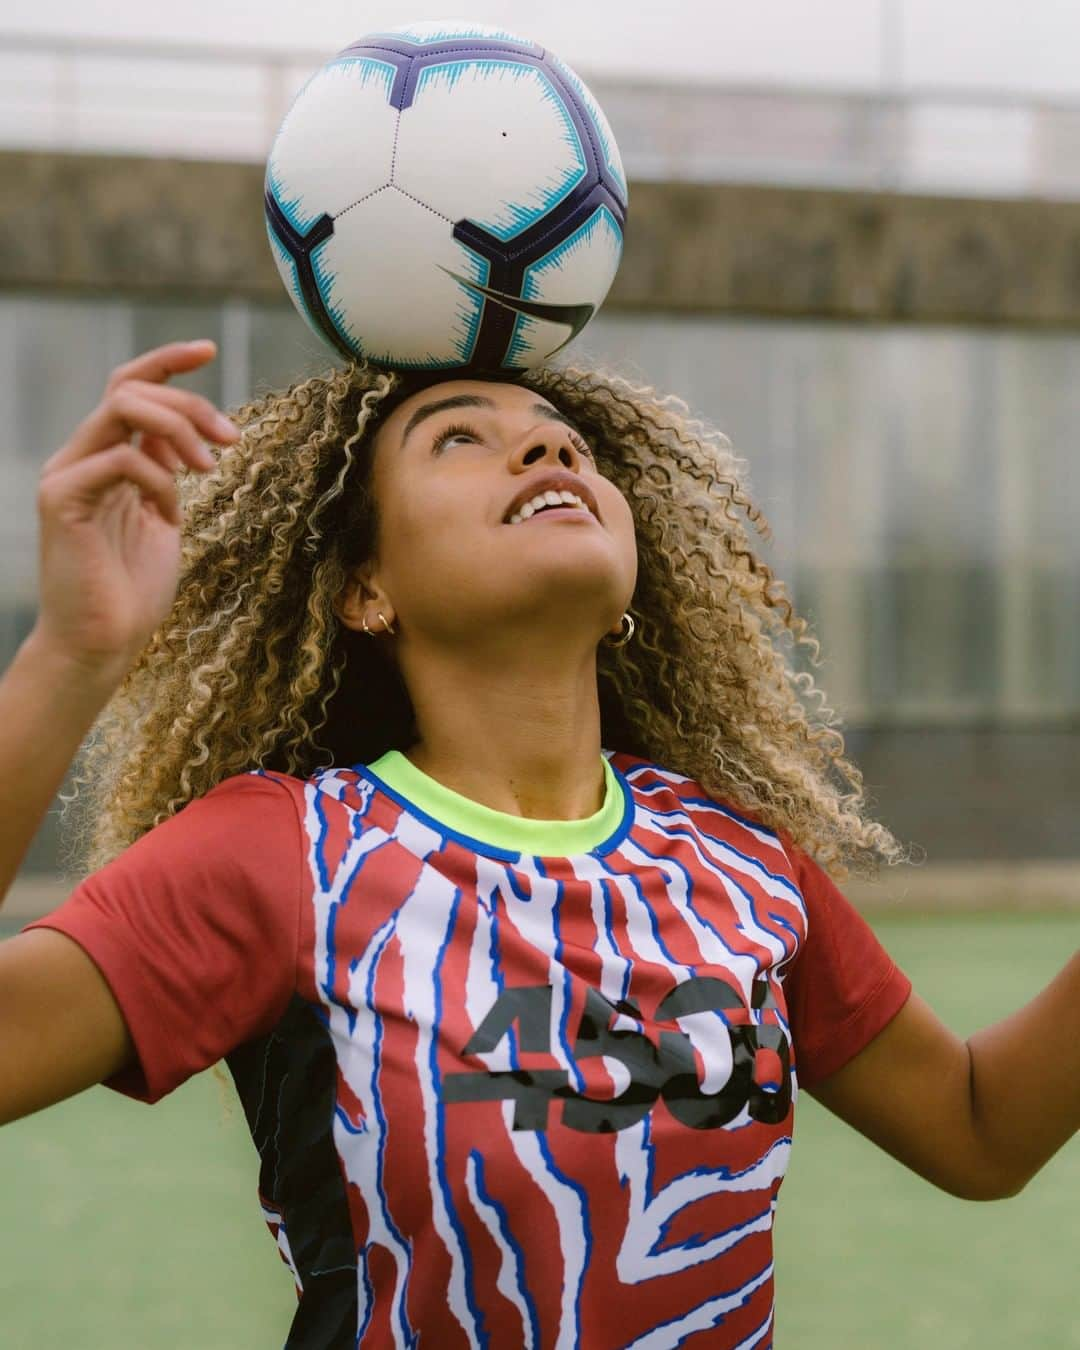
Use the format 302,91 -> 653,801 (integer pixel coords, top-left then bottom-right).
442,978 -> 792,1133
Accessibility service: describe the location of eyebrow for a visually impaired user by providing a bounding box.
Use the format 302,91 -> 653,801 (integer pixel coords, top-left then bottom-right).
399,393 -> 580,448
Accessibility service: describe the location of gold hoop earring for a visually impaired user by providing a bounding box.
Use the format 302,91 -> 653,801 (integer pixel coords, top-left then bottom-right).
361,612 -> 396,637
602,612 -> 635,648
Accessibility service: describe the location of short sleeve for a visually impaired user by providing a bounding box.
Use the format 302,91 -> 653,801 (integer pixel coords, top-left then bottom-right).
20,771 -> 303,1105
782,843 -> 912,1092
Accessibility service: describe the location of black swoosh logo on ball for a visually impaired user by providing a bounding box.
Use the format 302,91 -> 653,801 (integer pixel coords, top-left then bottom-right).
437,266 -> 595,351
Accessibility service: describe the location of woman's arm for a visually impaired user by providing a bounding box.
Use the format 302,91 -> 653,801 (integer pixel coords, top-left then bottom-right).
0,339 -> 237,1125
0,633 -> 123,903
0,927 -> 135,1125
0,339 -> 234,902
0,637 -> 138,1125
808,957 -> 1080,1200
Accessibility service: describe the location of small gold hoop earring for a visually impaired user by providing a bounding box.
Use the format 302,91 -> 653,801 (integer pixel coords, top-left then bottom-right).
603,612 -> 635,648
360,612 -> 396,637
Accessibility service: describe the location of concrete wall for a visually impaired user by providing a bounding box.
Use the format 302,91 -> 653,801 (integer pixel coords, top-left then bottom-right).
7,150 -> 1080,325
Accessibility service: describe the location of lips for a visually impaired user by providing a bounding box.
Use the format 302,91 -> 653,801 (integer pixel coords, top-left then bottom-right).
502,470 -> 599,524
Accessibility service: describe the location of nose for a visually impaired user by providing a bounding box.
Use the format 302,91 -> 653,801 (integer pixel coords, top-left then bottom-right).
510,425 -> 585,473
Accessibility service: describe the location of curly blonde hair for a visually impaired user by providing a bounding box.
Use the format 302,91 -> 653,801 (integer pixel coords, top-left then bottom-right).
59,357 -> 906,883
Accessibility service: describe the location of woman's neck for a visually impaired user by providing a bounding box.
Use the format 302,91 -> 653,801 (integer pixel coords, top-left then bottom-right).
400,641 -> 606,821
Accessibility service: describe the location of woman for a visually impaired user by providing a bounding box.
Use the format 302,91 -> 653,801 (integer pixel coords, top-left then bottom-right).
0,339 -> 1075,1348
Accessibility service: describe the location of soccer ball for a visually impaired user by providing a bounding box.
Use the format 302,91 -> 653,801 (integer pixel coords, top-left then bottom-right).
264,20 -> 628,373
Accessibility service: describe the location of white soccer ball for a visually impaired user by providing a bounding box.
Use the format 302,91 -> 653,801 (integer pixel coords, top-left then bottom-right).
264,20 -> 628,373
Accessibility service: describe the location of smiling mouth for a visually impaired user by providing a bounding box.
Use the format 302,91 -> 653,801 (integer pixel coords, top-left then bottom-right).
504,505 -> 595,525
505,489 -> 597,525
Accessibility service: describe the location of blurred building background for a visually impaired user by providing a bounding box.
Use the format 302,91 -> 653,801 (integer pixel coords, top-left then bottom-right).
2,1 -> 1079,910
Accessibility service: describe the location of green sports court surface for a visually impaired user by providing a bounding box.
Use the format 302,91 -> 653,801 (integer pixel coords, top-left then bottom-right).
2,912 -> 1078,1348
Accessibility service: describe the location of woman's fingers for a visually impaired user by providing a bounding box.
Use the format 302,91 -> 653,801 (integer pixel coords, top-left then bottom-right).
28,339 -> 235,678
36,341 -> 236,523
39,341 -> 238,479
38,443 -> 183,528
104,339 -> 219,394
44,387 -> 232,478
138,433 -> 185,476
122,380 -> 239,447
95,382 -> 236,476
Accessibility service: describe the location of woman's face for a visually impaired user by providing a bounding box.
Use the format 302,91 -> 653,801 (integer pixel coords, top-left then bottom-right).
354,377 -> 638,648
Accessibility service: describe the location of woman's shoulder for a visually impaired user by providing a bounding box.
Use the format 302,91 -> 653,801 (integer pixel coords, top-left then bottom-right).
177,766 -> 306,825
607,749 -> 782,842
209,763 -> 355,801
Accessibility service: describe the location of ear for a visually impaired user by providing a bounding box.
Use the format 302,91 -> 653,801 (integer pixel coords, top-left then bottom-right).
334,563 -> 394,635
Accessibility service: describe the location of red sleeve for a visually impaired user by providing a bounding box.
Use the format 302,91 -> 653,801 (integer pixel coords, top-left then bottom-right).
20,771 -> 303,1105
782,842 -> 912,1092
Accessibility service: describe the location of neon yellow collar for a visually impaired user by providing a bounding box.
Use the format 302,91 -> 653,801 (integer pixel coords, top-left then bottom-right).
363,748 -> 628,857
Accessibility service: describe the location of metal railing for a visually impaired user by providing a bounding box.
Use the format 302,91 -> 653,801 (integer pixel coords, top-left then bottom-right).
5,31 -> 1080,198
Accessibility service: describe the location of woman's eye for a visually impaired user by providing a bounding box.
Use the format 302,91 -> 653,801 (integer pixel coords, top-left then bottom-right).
432,420 -> 594,458
432,422 -> 479,452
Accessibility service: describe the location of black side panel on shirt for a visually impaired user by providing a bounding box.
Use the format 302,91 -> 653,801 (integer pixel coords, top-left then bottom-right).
227,994 -> 357,1348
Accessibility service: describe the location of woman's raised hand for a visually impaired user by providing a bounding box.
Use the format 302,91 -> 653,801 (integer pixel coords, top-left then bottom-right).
30,340 -> 240,684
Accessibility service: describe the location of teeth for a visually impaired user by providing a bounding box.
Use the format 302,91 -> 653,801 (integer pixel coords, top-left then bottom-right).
507,490 -> 589,524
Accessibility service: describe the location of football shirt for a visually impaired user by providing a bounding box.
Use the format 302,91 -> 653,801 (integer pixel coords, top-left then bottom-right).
25,749 -> 911,1348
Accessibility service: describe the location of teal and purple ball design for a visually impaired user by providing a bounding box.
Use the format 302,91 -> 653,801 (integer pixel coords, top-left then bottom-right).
264,20 -> 628,373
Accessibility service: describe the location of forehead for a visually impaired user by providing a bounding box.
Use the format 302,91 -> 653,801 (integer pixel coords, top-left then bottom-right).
382,378 -> 561,446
